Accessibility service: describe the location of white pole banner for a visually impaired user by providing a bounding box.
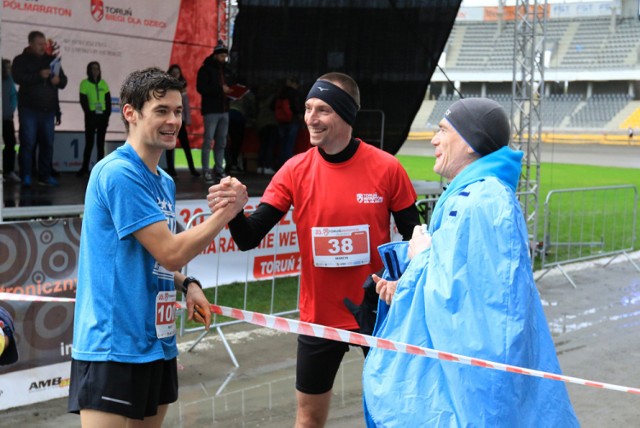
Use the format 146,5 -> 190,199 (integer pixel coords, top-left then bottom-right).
2,0 -> 182,134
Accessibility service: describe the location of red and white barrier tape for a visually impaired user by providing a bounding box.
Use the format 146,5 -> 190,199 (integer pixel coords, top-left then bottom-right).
198,303 -> 640,395
0,292 -> 75,302
2,293 -> 639,395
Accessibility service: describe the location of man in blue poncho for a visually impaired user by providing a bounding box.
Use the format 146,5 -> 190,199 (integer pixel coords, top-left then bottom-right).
362,98 -> 579,427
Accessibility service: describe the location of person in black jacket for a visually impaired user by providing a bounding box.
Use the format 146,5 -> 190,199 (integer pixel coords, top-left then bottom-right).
275,76 -> 303,168
2,58 -> 20,184
166,64 -> 200,177
12,31 -> 67,187
196,40 -> 234,182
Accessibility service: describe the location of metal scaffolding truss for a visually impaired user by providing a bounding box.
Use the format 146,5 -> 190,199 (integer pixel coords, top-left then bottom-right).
511,0 -> 546,251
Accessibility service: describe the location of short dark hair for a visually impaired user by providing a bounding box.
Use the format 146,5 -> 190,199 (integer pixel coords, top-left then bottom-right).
28,31 -> 45,43
119,67 -> 184,133
86,61 -> 101,81
317,72 -> 360,109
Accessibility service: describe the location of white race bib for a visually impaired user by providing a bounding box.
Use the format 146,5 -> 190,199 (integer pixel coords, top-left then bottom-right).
311,224 -> 370,267
155,290 -> 176,339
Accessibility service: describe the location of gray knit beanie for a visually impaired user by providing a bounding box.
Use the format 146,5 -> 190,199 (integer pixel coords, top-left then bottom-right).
444,98 -> 510,156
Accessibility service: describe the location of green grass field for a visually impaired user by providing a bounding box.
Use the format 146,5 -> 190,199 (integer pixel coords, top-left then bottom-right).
175,150 -> 640,254
175,150 -> 640,198
398,154 -> 640,262
396,154 -> 640,197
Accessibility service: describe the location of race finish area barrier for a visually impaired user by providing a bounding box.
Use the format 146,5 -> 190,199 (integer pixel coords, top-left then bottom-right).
197,302 -> 640,395
1,205 -> 85,221
177,200 -> 407,366
4,293 -> 640,397
415,196 -> 440,225
536,185 -> 639,288
5,186 -> 638,410
0,197 -> 300,410
178,205 -> 302,367
0,186 -> 432,409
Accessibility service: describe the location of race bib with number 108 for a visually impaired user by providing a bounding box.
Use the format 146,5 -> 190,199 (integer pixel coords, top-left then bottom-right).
155,290 -> 177,339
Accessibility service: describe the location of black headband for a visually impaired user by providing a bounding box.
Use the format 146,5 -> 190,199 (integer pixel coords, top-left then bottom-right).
306,80 -> 358,125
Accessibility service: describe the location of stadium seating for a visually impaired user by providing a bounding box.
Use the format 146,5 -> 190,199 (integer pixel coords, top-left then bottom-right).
426,14 -> 639,131
568,93 -> 632,128
425,94 -> 464,128
518,93 -> 582,128
445,16 -> 640,71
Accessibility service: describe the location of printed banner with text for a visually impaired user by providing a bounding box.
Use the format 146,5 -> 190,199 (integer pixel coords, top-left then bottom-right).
0,196 -> 298,410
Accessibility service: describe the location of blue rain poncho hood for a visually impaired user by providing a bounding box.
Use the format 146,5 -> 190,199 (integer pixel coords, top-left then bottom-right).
362,147 -> 579,427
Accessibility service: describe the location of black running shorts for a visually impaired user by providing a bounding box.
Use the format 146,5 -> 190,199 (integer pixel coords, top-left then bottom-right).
68,357 -> 178,420
295,333 -> 365,394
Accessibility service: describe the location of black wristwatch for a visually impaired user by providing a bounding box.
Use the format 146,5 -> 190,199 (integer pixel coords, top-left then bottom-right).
181,276 -> 203,295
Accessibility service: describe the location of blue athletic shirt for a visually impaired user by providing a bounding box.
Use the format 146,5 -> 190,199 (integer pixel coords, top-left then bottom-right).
72,143 -> 178,363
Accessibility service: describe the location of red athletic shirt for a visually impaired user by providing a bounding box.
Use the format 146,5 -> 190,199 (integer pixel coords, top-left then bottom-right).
261,141 -> 417,329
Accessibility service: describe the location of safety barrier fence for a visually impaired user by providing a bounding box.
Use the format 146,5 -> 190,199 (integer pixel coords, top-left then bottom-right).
1,204 -> 85,221
415,196 -> 440,224
181,195 -> 438,365
178,186 -> 639,363
2,185 -> 639,410
198,302 -> 640,394
537,185 -> 639,287
6,292 -> 639,396
176,195 -> 444,362
179,207 -> 301,366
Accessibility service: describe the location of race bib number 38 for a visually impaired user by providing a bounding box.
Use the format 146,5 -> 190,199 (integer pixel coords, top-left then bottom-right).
311,224 -> 370,267
155,290 -> 177,339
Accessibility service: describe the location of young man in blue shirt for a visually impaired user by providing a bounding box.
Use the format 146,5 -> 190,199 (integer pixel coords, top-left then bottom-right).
68,67 -> 248,427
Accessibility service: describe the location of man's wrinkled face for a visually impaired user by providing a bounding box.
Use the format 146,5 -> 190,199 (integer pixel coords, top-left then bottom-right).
431,119 -> 477,180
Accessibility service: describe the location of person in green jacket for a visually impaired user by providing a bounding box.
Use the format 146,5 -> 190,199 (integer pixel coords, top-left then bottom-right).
77,61 -> 111,177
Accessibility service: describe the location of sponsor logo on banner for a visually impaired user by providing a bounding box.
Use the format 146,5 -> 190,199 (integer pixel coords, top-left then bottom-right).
85,1 -> 169,28
253,253 -> 301,279
91,0 -> 104,21
0,362 -> 72,410
29,376 -> 70,392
